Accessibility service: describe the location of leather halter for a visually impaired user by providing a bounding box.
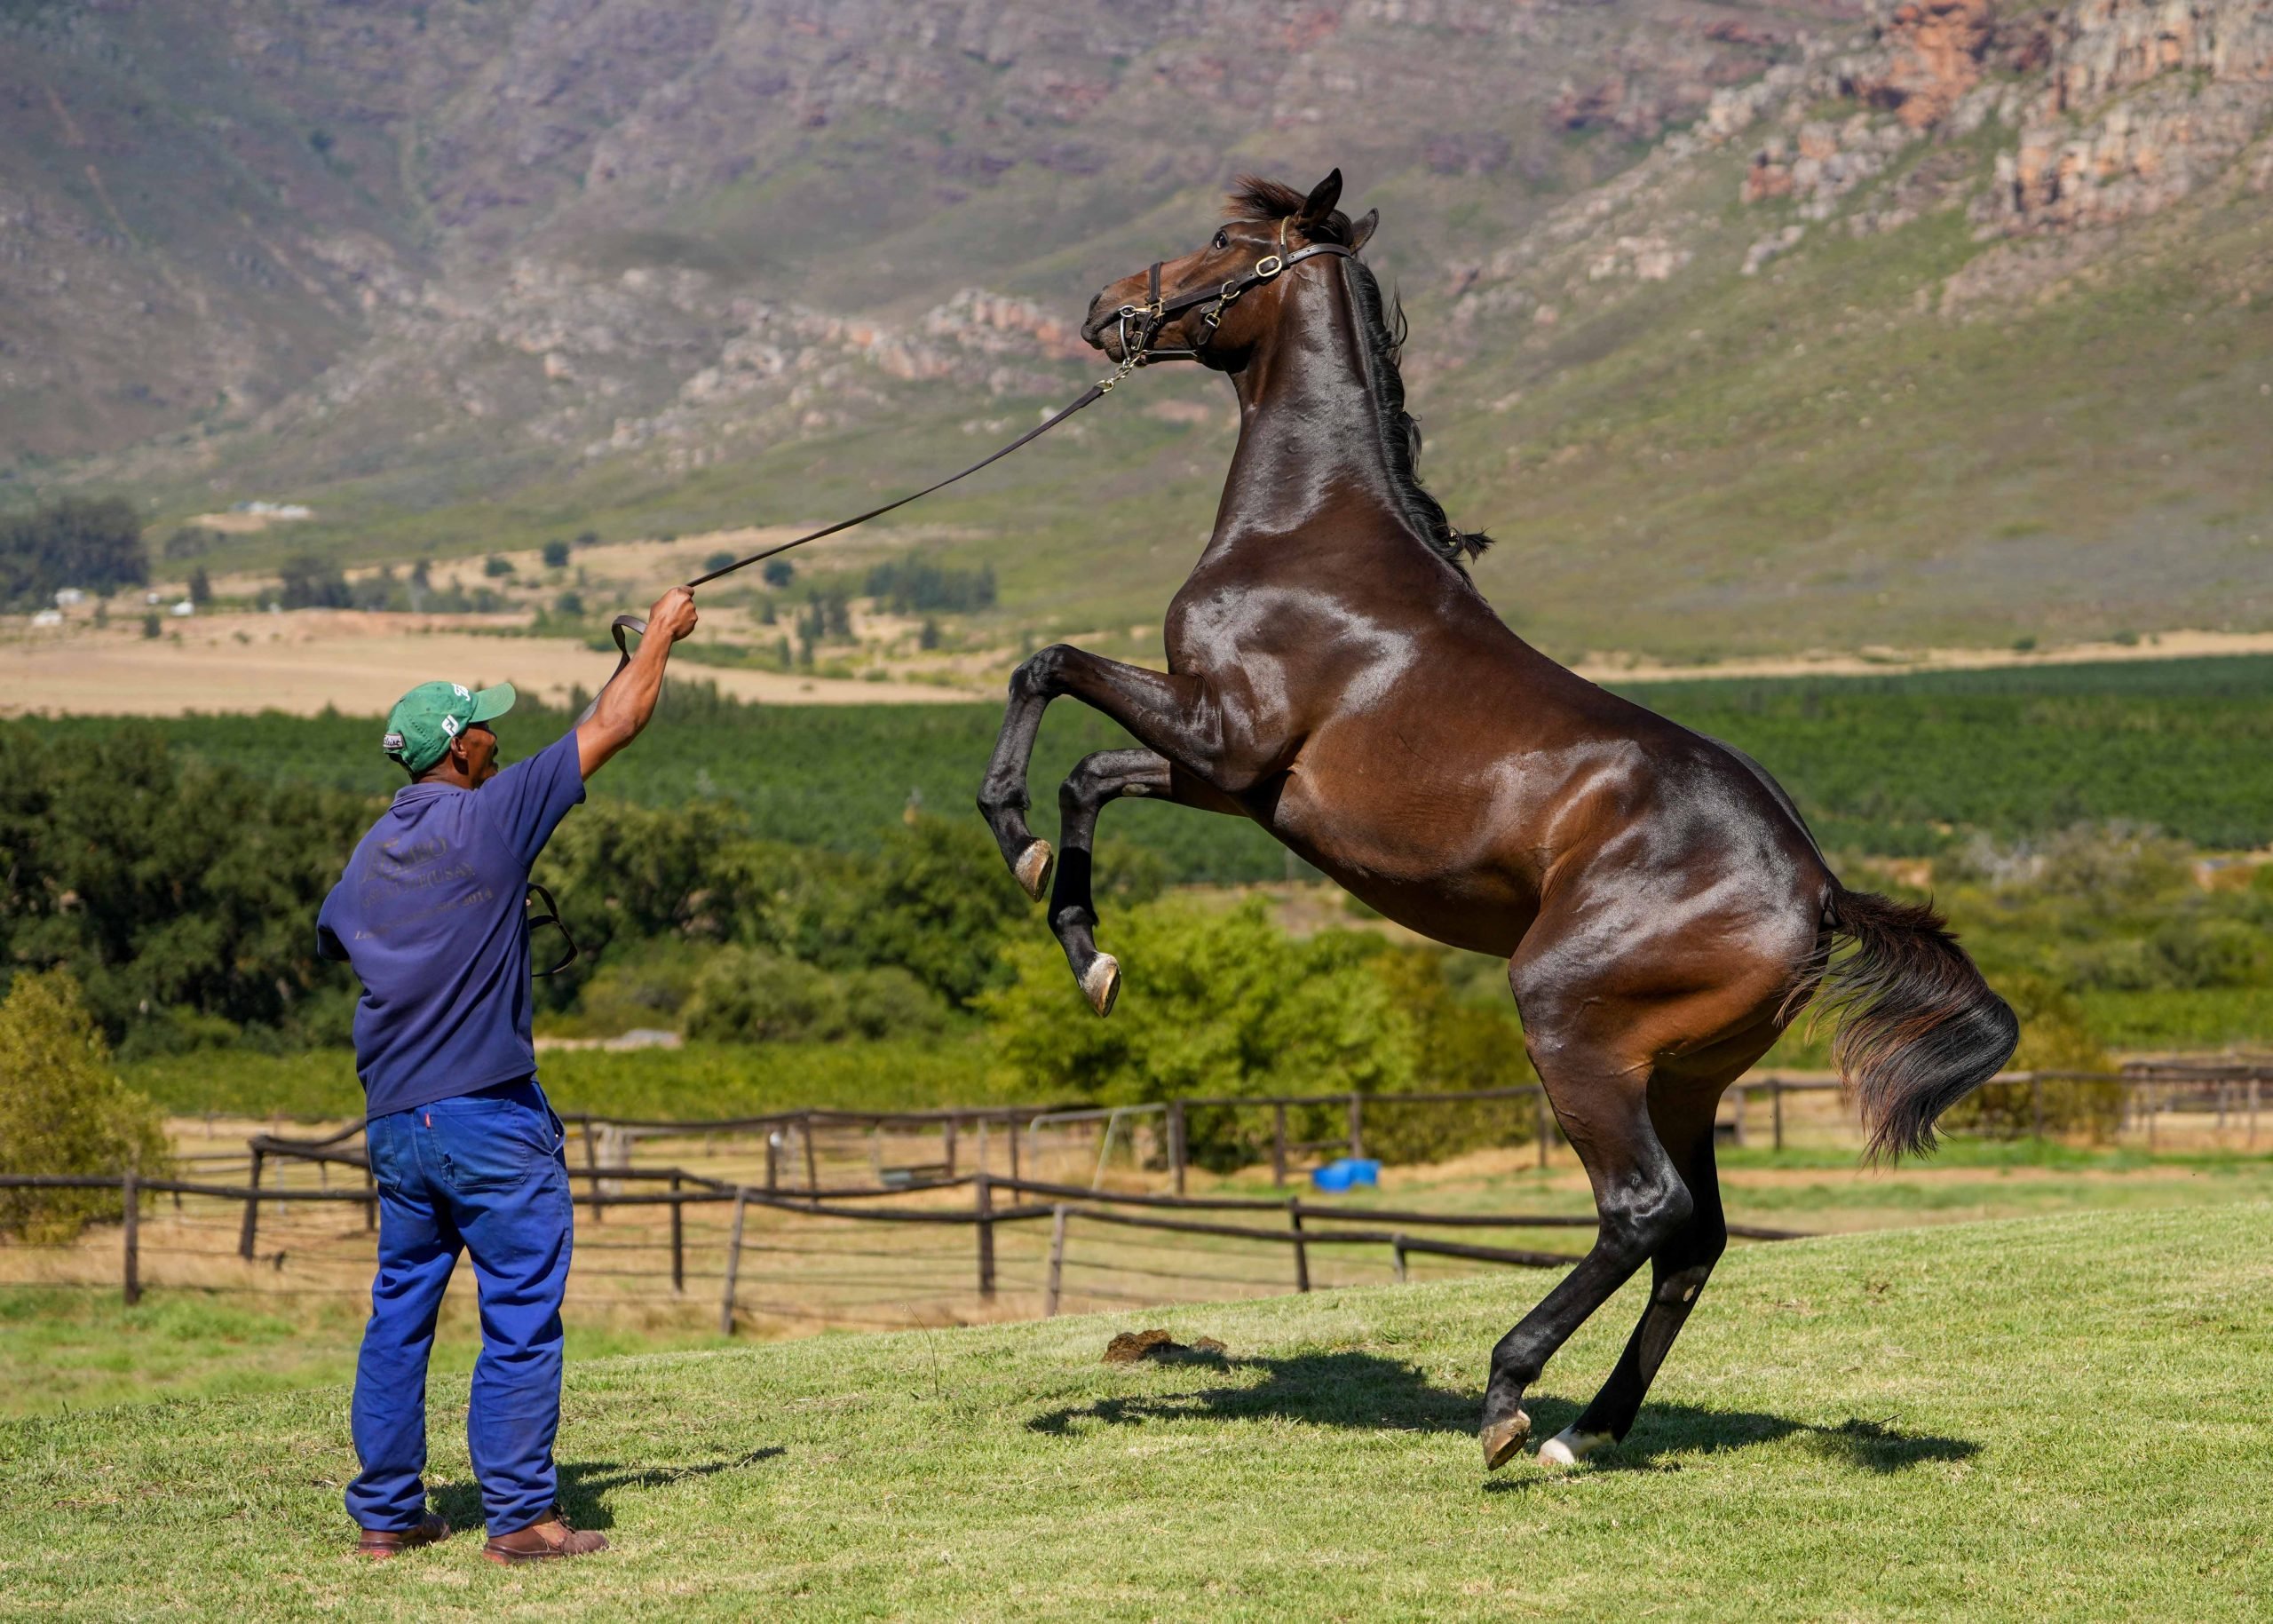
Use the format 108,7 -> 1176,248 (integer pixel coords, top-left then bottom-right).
1113,240 -> 1358,368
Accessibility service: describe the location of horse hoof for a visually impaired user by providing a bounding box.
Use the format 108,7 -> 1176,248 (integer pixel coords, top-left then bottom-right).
1479,1410 -> 1532,1472
1538,1427 -> 1611,1468
1014,840 -> 1053,902
1081,955 -> 1121,1018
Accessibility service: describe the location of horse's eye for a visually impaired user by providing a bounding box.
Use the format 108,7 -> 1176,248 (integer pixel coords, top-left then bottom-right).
1213,230 -> 1229,250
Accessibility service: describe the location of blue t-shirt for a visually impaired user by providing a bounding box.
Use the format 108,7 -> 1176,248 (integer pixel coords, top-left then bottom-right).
317,732 -> 587,1118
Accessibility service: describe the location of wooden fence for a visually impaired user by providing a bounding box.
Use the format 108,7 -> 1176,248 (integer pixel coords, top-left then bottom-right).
4,1064 -> 2261,1327
0,1164 -> 1677,1326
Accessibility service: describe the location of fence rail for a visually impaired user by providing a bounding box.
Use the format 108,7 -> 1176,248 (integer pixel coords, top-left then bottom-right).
8,1063 -> 2263,1330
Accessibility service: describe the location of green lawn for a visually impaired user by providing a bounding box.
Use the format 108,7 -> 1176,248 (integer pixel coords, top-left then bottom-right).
1,1204 -> 2264,1619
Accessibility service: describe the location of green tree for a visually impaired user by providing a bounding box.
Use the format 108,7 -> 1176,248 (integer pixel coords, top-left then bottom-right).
0,497 -> 146,608
0,725 -> 367,1051
187,566 -> 211,607
542,539 -> 572,569
0,970 -> 171,1241
276,552 -> 351,609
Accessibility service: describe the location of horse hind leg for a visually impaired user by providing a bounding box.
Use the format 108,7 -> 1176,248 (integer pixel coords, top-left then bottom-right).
1480,1019 -> 1694,1470
1540,1090 -> 1728,1467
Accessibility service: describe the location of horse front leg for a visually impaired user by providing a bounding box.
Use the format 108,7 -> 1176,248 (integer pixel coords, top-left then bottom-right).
978,642 -> 1245,902
1049,749 -> 1245,1015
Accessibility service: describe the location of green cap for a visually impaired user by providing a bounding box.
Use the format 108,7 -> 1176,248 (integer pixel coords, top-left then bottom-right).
381,679 -> 517,774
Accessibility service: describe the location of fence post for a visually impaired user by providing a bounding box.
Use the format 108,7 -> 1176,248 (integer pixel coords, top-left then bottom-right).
1535,1089 -> 1551,1171
1770,1080 -> 1784,1153
1390,1234 -> 1407,1285
2031,1074 -> 2045,1141
944,1117 -> 959,1178
719,1188 -> 748,1336
669,1173 -> 685,1295
804,1113 -> 820,1195
1272,1104 -> 1288,1187
238,1147 -> 264,1260
1009,1119 -> 1022,1188
765,1129 -> 780,1195
1287,1199 -> 1311,1294
1347,1093 -> 1365,1161
1731,1086 -> 1747,1148
977,1116 -> 991,1179
975,1172 -> 996,1303
1045,1204 -> 1068,1318
1168,1100 -> 1188,1196
582,1120 -> 604,1224
122,1168 -> 140,1307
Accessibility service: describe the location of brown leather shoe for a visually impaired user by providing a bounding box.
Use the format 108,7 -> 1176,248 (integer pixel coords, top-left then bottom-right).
355,1513 -> 450,1559
483,1511 -> 609,1564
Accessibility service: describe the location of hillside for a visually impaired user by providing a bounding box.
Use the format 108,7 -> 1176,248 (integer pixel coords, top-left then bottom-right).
0,1205 -> 2266,1618
6,0 -> 2273,654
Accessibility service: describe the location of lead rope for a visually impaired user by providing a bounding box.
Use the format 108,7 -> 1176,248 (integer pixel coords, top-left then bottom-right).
574,239 -> 1353,720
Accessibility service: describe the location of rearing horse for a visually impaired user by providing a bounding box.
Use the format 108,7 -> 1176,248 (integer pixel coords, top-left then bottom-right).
977,170 -> 2016,1470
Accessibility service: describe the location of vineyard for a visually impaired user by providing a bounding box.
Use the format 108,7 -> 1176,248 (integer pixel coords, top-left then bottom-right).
21,654 -> 2273,877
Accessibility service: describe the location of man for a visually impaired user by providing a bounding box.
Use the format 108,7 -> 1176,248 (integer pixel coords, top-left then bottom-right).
317,586 -> 697,1564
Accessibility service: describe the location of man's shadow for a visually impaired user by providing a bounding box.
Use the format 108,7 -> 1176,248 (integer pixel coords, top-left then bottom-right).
432,1447 -> 782,1532
1026,1350 -> 1976,1477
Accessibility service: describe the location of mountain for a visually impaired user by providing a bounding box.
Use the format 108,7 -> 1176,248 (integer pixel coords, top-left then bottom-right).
4,0 -> 2271,657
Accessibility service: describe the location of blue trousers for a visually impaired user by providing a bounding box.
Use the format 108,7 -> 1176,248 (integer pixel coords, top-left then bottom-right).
346,1080 -> 573,1537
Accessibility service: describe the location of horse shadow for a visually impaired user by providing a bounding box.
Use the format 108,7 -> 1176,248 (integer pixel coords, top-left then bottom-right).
431,1447 -> 783,1532
1025,1350 -> 1976,1478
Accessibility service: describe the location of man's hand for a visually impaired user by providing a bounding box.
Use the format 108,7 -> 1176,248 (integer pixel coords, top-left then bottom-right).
648,585 -> 699,645
576,585 -> 701,779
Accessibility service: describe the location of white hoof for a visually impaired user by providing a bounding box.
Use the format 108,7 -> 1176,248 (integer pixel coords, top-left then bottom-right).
1081,954 -> 1121,1018
1014,840 -> 1053,902
1538,1427 -> 1612,1468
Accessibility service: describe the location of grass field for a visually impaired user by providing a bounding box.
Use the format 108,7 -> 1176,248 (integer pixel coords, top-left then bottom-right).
0,1204 -> 2264,1619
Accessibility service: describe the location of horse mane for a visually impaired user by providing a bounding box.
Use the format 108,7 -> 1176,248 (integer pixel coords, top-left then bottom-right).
1228,177 -> 1493,566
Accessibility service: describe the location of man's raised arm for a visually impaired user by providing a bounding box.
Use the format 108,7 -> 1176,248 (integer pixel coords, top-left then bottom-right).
575,585 -> 700,778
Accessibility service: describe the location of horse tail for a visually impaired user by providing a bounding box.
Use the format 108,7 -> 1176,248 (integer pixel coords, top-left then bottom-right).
1807,884 -> 2019,1162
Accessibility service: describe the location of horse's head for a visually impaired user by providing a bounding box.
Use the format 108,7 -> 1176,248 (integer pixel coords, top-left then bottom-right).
1081,170 -> 1379,371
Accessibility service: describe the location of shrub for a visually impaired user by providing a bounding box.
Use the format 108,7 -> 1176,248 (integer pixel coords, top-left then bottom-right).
542,540 -> 571,569
983,898 -> 1415,1168
482,554 -> 515,578
682,948 -> 947,1043
0,971 -> 171,1241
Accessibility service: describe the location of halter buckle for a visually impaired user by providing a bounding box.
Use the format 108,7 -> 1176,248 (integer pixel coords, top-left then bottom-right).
1254,254 -> 1284,279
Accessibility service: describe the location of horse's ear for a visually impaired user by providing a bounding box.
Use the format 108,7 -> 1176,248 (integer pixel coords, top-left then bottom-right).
1297,169 -> 1342,227
1348,208 -> 1379,250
